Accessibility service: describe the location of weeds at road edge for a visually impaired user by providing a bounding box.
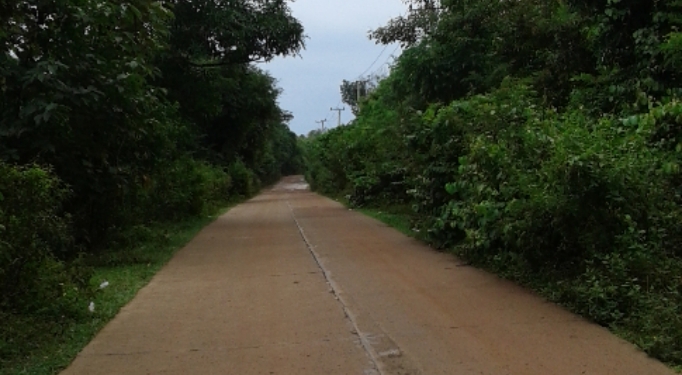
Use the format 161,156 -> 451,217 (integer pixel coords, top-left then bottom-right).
0,204 -> 237,375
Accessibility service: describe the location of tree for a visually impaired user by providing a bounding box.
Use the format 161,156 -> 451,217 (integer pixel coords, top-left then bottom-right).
163,0 -> 305,67
340,76 -> 383,114
0,0 -> 176,243
154,0 -> 306,167
369,0 -> 441,47
0,0 -> 306,244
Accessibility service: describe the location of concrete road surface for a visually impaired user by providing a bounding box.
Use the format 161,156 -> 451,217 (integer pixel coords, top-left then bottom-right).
61,176 -> 675,375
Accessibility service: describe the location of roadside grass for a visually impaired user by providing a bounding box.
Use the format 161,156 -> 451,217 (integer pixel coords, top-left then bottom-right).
357,207 -> 417,239
0,204 -> 236,375
330,195 -> 418,239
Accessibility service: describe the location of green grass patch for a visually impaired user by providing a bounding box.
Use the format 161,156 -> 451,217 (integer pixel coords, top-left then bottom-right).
357,206 -> 417,239
0,204 -> 236,375
329,195 -> 421,239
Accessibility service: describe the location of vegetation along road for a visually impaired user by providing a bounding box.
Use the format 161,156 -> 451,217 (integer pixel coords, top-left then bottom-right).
5,0 -> 682,373
58,176 -> 674,375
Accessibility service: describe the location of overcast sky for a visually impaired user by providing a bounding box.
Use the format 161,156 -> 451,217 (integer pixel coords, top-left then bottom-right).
265,0 -> 406,135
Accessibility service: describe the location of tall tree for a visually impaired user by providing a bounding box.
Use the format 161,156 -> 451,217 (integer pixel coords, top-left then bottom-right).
155,0 -> 305,164
0,0 -> 175,243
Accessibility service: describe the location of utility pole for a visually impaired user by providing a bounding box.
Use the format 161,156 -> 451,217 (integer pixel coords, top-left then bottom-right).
356,79 -> 370,105
316,119 -> 327,131
330,106 -> 345,126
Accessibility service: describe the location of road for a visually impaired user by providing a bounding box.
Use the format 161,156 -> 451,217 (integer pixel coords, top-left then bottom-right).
61,176 -> 675,375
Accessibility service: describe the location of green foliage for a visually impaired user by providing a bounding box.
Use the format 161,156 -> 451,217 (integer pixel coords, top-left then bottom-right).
369,0 -> 440,47
305,0 -> 682,364
1,0 -> 176,245
303,82 -> 409,206
340,79 -> 371,114
256,122 -> 304,184
227,160 -> 259,197
0,164 -> 92,362
0,164 -> 88,315
165,0 -> 304,67
308,81 -> 682,365
1,0 -> 304,244
1,202 -> 233,375
121,158 -> 234,224
0,0 -> 305,370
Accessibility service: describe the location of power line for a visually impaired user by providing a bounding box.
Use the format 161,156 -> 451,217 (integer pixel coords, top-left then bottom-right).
370,45 -> 401,78
356,44 -> 389,80
335,14 -> 404,126
355,11 -> 407,80
351,45 -> 402,105
387,45 -> 401,61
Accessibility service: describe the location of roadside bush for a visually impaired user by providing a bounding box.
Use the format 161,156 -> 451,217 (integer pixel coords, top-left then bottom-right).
302,90 -> 410,206
344,101 -> 408,207
412,87 -> 682,353
302,127 -> 351,195
113,157 -> 234,230
304,0 -> 682,366
149,158 -> 232,220
0,163 -> 89,319
405,82 -> 541,247
228,160 -> 259,197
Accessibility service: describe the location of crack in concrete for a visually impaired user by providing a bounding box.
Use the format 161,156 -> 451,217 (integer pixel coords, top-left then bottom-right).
286,200 -> 386,375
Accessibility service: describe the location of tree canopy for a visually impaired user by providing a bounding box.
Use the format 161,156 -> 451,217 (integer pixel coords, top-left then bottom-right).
1,0 -> 305,366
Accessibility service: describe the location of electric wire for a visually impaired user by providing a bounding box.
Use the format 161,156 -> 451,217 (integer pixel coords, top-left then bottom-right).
356,44 -> 389,80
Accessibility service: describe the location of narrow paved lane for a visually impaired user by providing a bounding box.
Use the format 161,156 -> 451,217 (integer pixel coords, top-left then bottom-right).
61,176 -> 674,375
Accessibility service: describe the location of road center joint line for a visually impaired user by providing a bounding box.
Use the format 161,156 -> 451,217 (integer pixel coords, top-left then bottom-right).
285,200 -> 387,375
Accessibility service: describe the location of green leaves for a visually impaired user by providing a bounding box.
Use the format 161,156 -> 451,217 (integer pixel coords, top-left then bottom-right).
0,0 -> 303,369
0,0 -> 303,246
0,163 -> 79,315
305,0 -> 682,366
167,0 -> 304,67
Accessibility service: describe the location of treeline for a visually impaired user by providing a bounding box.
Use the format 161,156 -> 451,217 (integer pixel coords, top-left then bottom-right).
1,0 -> 303,365
305,0 -> 682,366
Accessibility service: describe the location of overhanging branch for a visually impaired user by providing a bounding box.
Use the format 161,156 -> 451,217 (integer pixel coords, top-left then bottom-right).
186,58 -> 268,68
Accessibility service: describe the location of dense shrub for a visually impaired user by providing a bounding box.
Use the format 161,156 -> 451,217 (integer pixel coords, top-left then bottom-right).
0,164 -> 89,318
144,158 -> 232,220
302,88 -> 410,206
227,160 -> 259,197
431,85 -> 682,336
303,126 -> 351,195
304,80 -> 682,365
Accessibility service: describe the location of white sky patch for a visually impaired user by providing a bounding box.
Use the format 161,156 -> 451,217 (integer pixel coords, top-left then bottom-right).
266,0 -> 405,135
